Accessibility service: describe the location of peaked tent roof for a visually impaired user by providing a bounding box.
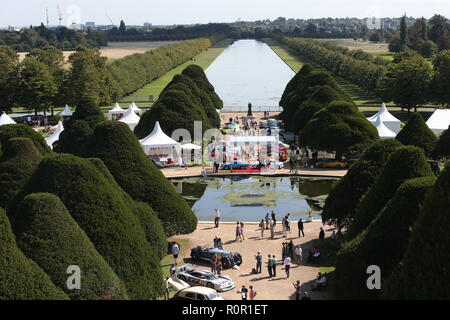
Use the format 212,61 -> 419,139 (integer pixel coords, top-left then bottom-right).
426,109 -> 450,136
129,101 -> 142,115
0,112 -> 16,126
140,121 -> 180,148
107,102 -> 125,120
374,115 -> 396,139
45,120 -> 64,149
58,105 -> 73,116
367,103 -> 401,123
119,106 -> 140,130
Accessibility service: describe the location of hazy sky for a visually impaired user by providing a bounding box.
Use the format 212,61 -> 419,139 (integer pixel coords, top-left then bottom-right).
2,0 -> 449,27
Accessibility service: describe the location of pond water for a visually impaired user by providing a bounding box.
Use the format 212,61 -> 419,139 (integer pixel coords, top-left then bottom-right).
171,176 -> 338,222
205,39 -> 295,109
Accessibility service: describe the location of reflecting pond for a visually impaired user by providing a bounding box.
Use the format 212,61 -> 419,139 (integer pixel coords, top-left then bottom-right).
171,176 -> 338,222
205,39 -> 295,109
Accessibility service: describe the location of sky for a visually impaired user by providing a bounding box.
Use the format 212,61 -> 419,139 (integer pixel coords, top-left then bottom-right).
1,0 -> 449,27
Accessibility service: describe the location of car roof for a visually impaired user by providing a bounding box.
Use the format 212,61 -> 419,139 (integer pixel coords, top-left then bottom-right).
209,248 -> 231,254
181,287 -> 218,294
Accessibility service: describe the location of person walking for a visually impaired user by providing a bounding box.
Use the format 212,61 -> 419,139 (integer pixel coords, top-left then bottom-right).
259,219 -> 265,237
267,255 -> 273,277
240,221 -> 245,241
249,286 -> 257,300
255,252 -> 262,273
235,222 -> 242,242
295,246 -> 303,264
293,280 -> 301,300
284,256 -> 291,278
298,218 -> 304,238
265,213 -> 270,229
214,209 -> 220,228
171,242 -> 179,265
164,277 -> 170,300
272,255 -> 277,277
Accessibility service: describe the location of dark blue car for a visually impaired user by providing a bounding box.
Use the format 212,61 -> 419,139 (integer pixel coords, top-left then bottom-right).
190,245 -> 242,269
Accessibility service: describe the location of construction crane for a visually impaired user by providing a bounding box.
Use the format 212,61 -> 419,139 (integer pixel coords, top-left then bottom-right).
57,5 -> 62,26
106,13 -> 116,27
46,8 -> 49,27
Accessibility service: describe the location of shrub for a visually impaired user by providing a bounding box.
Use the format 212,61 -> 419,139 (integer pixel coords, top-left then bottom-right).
0,123 -> 51,155
432,127 -> 450,158
12,193 -> 129,300
280,63 -> 315,108
55,120 -> 93,156
17,153 -> 164,299
396,113 -> 438,157
0,137 -> 42,209
0,208 -> 68,300
382,161 -> 450,299
87,121 -> 197,236
334,176 -> 436,299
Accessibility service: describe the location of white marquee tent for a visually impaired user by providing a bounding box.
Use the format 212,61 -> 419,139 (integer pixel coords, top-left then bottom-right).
374,115 -> 396,139
139,121 -> 181,165
426,109 -> 450,136
367,103 -> 401,134
119,106 -> 141,131
45,120 -> 64,149
108,102 -> 125,120
0,112 -> 16,126
129,101 -> 142,116
58,105 -> 73,117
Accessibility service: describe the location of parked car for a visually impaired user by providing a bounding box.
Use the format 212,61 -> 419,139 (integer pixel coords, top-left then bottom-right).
220,122 -> 240,134
315,158 -> 348,169
175,264 -> 235,292
190,245 -> 242,269
171,286 -> 225,300
221,160 -> 249,170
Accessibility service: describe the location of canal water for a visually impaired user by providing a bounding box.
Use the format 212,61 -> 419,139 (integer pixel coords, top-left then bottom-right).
171,176 -> 337,222
205,39 -> 295,109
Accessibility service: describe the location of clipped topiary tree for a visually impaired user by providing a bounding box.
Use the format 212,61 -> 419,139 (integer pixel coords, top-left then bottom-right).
382,161 -> 450,299
349,146 -> 434,238
433,127 -> 450,158
322,139 -> 402,229
0,123 -> 51,155
87,121 -> 197,236
280,63 -> 315,108
334,176 -> 436,299
0,208 -> 68,300
13,193 -> 129,300
396,113 -> 438,157
16,153 -> 164,299
0,137 -> 42,209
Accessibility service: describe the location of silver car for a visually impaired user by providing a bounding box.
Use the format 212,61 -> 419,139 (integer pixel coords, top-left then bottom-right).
176,264 -> 235,292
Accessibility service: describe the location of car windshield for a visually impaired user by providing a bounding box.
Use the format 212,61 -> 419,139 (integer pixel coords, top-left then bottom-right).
206,293 -> 220,300
205,273 -> 218,280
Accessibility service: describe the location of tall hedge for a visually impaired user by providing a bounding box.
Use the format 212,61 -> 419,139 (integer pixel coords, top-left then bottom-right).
433,127 -> 450,158
0,137 -> 42,209
349,146 -> 434,238
0,123 -> 51,155
0,208 -> 68,300
87,121 -> 197,236
396,113 -> 438,157
17,153 -> 164,299
322,139 -> 402,228
13,193 -> 129,300
280,63 -> 315,108
382,161 -> 450,299
334,176 -> 436,299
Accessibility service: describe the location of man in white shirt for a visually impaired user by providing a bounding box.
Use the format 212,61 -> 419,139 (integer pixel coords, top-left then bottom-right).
295,246 -> 303,264
215,209 -> 220,228
284,256 -> 291,278
172,242 -> 179,265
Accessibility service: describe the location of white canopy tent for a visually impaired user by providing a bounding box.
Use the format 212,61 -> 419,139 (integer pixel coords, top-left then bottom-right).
367,103 -> 401,134
58,105 -> 73,117
426,109 -> 450,136
129,101 -> 143,116
119,106 -> 141,131
0,112 -> 16,126
45,120 -> 64,149
140,121 -> 181,165
108,102 -> 125,120
374,115 -> 396,139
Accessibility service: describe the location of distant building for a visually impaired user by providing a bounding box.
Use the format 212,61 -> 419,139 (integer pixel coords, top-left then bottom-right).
144,22 -> 152,27
85,22 -> 96,28
69,22 -> 84,31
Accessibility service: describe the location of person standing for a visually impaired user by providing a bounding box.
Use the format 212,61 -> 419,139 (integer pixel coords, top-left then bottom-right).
235,222 -> 242,242
216,260 -> 222,276
259,219 -> 265,237
284,256 -> 291,278
240,221 -> 245,241
211,254 -> 217,274
265,213 -> 270,229
288,240 -> 294,259
282,243 -> 287,262
286,213 -> 291,233
164,277 -> 170,300
213,236 -> 219,248
271,210 -> 276,226
249,286 -> 257,300
255,252 -> 262,273
217,238 -> 224,250
298,218 -> 304,238
293,280 -> 301,300
269,218 -> 275,238
295,246 -> 303,264
267,255 -> 273,277
319,227 -> 325,240
239,285 -> 248,300
214,209 -> 220,228
282,216 -> 287,237
172,242 -> 179,265
272,255 -> 277,277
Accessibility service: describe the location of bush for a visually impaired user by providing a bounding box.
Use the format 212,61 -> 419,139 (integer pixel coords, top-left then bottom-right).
55,120 -> 93,156
349,146 -> 434,238
16,153 -> 164,299
12,193 -> 129,300
87,121 -> 197,236
322,139 -> 402,228
334,176 -> 435,299
0,208 -> 68,300
280,63 -> 315,109
382,161 -> 450,299
0,137 -> 42,209
0,123 -> 51,155
433,127 -> 450,158
396,113 -> 438,157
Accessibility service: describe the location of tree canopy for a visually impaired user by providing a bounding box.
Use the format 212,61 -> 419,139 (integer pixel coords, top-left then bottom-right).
396,113 -> 438,157
0,123 -> 51,155
433,127 -> 450,158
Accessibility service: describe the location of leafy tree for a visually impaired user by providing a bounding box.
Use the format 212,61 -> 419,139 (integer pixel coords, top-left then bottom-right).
87,121 -> 197,236
119,20 -> 127,34
0,123 -> 51,155
0,138 -> 42,210
382,161 -> 450,299
419,40 -> 437,58
431,50 -> 450,107
433,127 -> 450,158
396,113 -> 438,157
299,100 -> 379,161
17,154 -> 164,299
400,15 -> 407,49
13,193 -> 129,300
0,46 -> 20,113
0,208 -> 68,300
428,14 -> 449,51
388,35 -> 403,53
335,176 -> 436,300
322,139 -> 402,229
349,146 -> 434,238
